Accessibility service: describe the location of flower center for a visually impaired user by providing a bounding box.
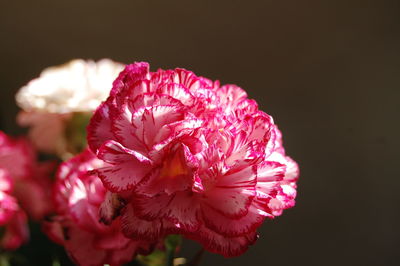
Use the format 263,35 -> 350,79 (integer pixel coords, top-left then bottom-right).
159,148 -> 189,178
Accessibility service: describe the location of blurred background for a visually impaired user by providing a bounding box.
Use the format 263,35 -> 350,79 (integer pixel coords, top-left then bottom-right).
0,0 -> 399,265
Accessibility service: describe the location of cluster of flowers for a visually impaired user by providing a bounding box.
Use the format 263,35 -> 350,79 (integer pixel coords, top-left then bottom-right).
0,131 -> 54,250
0,59 -> 299,265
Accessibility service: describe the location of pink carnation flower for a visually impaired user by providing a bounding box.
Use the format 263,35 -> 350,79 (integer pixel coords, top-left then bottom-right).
0,131 -> 54,220
45,149 -> 154,266
88,62 -> 299,257
0,167 -> 29,250
0,131 -> 55,250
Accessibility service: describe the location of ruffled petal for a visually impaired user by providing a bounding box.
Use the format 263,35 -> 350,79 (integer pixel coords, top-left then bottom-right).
121,204 -> 164,241
65,225 -> 107,266
0,191 -> 18,225
0,170 -> 13,193
256,161 -> 285,200
111,62 -> 150,97
131,92 -> 183,111
1,210 -> 29,250
110,102 -> 149,155
157,83 -> 195,106
216,84 -> 248,113
106,241 -> 141,265
185,227 -> 258,257
69,182 -> 98,231
131,105 -> 185,150
138,144 -> 198,196
96,140 -> 152,192
94,225 -> 131,250
87,101 -> 115,153
202,166 -> 257,218
202,203 -> 267,237
133,191 -> 200,232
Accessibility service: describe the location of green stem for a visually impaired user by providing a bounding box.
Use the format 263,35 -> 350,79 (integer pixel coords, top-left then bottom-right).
164,235 -> 182,266
166,247 -> 175,266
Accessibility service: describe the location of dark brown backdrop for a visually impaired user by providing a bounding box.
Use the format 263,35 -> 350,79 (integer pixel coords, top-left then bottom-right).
1,1 -> 399,265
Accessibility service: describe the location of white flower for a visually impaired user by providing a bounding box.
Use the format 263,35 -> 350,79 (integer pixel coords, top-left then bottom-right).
16,59 -> 124,113
15,59 -> 124,157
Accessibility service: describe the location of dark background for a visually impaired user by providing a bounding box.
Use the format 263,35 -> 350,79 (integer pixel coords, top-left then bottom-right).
1,1 -> 399,265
